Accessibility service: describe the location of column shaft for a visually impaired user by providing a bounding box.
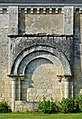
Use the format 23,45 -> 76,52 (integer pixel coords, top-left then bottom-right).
64,78 -> 69,98
18,78 -> 21,100
12,79 -> 15,111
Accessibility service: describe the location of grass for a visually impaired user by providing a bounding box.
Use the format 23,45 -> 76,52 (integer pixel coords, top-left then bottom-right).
0,112 -> 82,119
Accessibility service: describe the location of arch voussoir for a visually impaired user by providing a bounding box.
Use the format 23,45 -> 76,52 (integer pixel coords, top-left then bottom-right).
11,45 -> 71,76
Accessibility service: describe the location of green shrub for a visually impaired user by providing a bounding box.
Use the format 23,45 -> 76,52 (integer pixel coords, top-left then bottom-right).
74,95 -> 82,112
60,98 -> 75,113
39,96 -> 58,114
39,95 -> 82,114
0,101 -> 12,113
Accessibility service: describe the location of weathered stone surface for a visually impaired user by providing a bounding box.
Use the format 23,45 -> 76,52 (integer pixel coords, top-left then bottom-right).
15,101 -> 38,112
9,36 -> 73,63
24,14 -> 64,35
0,5 -> 82,111
9,6 -> 18,35
64,6 -> 74,35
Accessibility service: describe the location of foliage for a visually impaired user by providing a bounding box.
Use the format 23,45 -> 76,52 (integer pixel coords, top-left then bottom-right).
0,101 -> 12,113
74,95 -> 82,112
60,98 -> 76,113
39,95 -> 82,114
39,96 -> 58,114
60,96 -> 82,113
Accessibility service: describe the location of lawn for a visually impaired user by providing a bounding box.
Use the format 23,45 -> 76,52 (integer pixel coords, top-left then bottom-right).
0,112 -> 82,119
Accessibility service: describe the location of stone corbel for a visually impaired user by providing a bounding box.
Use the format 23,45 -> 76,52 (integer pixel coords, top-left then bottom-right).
57,75 -> 64,82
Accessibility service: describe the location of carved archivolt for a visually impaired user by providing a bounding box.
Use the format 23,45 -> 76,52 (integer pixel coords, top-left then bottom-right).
11,45 -> 71,76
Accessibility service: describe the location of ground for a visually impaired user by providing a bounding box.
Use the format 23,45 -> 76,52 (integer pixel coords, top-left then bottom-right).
0,112 -> 82,119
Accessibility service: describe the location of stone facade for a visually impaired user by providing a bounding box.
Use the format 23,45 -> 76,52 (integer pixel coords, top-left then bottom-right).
0,4 -> 82,111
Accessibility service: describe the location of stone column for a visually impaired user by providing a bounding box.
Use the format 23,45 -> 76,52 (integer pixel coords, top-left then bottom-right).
18,76 -> 25,101
27,79 -> 30,101
64,78 -> 69,98
18,78 -> 21,100
18,76 -> 24,100
64,6 -> 74,35
64,76 -> 71,98
12,78 -> 16,111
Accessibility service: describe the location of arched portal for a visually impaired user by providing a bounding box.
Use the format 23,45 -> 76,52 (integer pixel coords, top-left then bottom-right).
18,54 -> 65,101
9,45 -> 72,111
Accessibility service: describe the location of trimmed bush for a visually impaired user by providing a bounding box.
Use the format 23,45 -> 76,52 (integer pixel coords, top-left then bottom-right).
60,98 -> 75,113
74,95 -> 82,112
0,101 -> 12,113
39,95 -> 82,114
39,96 -> 58,114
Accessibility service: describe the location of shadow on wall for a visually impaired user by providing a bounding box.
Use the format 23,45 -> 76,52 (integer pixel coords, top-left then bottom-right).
18,8 -> 25,34
73,12 -> 82,97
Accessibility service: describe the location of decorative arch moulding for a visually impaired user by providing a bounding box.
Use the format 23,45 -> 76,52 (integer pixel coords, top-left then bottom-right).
10,45 -> 72,76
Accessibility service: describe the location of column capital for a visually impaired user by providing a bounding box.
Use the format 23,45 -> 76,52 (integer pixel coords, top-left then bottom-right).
57,75 -> 63,82
7,74 -> 25,80
64,74 -> 73,81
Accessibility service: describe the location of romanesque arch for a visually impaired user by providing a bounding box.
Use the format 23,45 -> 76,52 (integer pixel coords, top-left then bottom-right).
10,45 -> 72,111
11,45 -> 71,75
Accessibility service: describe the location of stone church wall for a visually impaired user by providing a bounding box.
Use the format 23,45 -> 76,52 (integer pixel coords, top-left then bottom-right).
0,9 -> 12,104
18,7 -> 64,35
73,12 -> 82,97
0,6 -> 82,111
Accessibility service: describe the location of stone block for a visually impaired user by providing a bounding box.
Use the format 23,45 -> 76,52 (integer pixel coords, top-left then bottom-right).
23,14 -> 64,35
9,6 -> 18,35
64,6 -> 74,35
